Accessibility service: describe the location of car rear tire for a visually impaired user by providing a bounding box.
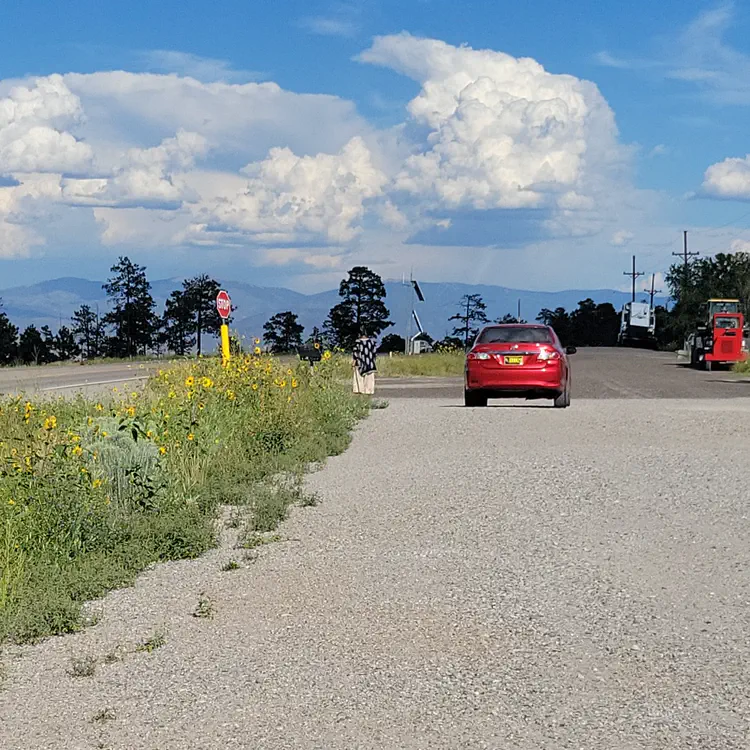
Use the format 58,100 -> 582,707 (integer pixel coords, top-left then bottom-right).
464,390 -> 488,407
553,384 -> 570,409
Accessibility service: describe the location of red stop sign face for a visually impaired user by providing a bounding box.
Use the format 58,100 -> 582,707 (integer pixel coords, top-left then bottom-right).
216,290 -> 231,320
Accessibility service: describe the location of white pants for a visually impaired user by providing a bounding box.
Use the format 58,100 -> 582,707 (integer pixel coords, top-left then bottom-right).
353,371 -> 375,395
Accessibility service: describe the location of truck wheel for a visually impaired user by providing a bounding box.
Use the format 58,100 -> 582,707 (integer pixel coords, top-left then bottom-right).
704,359 -> 712,372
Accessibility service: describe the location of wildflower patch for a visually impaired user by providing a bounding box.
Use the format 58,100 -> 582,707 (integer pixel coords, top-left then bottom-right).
0,349 -> 366,643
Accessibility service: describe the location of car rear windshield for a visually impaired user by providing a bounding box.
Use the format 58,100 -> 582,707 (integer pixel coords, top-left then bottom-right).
477,326 -> 553,344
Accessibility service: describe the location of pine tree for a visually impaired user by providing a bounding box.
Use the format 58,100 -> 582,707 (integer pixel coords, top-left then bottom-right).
449,294 -> 488,348
323,266 -> 392,350
40,326 -> 57,363
0,300 -> 18,365
71,304 -> 101,359
263,311 -> 304,353
103,257 -> 157,357
306,326 -> 325,345
54,325 -> 80,360
183,275 -> 223,356
18,325 -> 48,364
163,289 -> 196,355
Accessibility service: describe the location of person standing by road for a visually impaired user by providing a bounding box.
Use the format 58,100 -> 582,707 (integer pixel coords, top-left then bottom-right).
352,334 -> 377,395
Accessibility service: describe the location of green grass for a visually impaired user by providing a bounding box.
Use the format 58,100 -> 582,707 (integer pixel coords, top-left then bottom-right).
324,350 -> 465,381
0,351 -> 368,643
733,359 -> 750,375
376,351 -> 465,377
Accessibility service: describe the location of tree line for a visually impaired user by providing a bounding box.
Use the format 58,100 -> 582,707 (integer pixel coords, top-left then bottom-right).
260,281 -> 628,354
433,250 -> 750,351
0,256 -> 225,365
429,293 -> 622,349
5,248 -> 747,364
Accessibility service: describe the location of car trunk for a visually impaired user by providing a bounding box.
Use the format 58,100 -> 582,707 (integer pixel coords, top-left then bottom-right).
470,342 -> 554,370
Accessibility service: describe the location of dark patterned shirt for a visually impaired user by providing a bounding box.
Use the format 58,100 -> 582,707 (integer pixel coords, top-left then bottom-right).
353,337 -> 377,375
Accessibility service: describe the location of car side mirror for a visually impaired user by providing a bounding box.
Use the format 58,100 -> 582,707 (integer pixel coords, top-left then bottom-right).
566,346 -> 577,355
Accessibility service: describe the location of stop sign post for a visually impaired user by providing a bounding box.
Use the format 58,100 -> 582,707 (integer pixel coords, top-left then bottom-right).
216,290 -> 231,364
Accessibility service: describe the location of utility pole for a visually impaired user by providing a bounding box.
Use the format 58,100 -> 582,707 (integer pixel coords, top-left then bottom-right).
647,273 -> 662,309
672,230 -> 699,282
623,255 -> 645,302
517,298 -> 521,322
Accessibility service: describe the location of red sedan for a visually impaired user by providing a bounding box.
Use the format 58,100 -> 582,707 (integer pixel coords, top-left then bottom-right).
464,324 -> 575,408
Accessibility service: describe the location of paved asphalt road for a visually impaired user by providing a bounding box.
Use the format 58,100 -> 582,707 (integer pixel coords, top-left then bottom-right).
0,360 -> 160,398
1,348 -> 748,400
1,348 -> 750,748
377,347 -> 750,401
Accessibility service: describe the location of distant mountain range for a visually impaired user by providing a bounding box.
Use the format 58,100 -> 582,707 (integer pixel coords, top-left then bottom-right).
0,276 -> 669,342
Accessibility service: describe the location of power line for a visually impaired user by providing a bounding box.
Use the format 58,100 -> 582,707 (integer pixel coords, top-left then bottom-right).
686,206 -> 750,236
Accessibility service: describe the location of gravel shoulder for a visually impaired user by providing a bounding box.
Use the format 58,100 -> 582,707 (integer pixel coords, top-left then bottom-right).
2,396 -> 750,749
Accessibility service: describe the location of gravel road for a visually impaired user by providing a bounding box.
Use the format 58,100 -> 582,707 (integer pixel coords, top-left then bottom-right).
2,391 -> 749,749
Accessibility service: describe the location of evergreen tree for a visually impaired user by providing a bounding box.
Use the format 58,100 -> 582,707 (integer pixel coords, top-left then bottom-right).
183,275 -> 223,356
103,256 -> 157,357
54,325 -> 80,360
306,326 -> 324,345
162,289 -> 196,355
537,307 -> 572,344
0,302 -> 18,365
71,304 -> 104,359
263,311 -> 304,353
449,294 -> 488,348
40,326 -> 57,362
18,325 -> 49,364
323,266 -> 392,350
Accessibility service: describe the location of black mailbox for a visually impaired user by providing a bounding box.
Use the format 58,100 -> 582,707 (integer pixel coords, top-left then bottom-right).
297,344 -> 323,365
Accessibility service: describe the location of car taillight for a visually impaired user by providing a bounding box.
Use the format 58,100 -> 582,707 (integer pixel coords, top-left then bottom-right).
537,349 -> 560,361
467,352 -> 490,361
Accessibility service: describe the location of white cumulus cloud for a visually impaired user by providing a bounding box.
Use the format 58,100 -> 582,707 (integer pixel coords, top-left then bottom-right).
189,136 -> 386,245
358,33 -> 627,215
0,75 -> 92,173
702,154 -> 750,200
62,129 -> 208,208
0,39 -> 653,287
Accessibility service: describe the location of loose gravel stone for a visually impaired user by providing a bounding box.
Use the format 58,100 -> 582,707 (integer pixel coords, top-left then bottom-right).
1,395 -> 749,749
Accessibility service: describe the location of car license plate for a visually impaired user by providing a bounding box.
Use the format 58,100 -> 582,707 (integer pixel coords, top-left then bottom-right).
504,356 -> 523,365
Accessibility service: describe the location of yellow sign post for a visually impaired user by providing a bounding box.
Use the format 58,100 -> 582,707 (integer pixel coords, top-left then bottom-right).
220,323 -> 231,366
216,290 -> 232,366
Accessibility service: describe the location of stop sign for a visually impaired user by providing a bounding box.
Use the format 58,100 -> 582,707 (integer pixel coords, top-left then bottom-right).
216,290 -> 231,320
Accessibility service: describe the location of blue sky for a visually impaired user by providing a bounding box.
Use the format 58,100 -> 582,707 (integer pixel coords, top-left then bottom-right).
2,0 -> 750,293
